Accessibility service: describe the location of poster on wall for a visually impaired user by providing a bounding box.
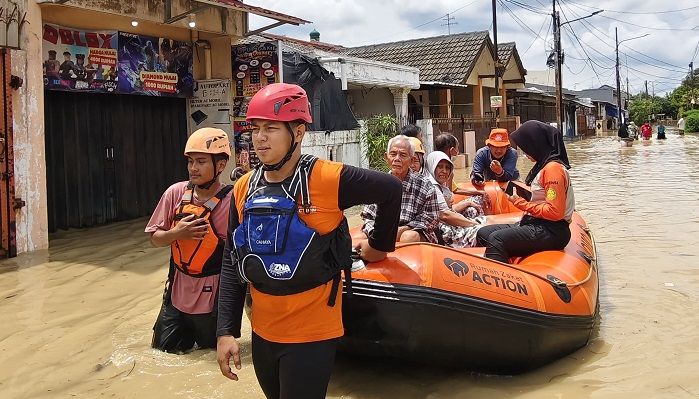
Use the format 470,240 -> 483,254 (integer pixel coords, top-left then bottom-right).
233,120 -> 259,171
117,32 -> 194,97
42,23 -> 119,93
232,41 -> 280,97
187,80 -> 233,135
231,41 -> 280,170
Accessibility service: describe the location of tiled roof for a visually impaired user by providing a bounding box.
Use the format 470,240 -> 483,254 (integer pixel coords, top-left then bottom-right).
342,31 -> 491,83
498,42 -> 515,65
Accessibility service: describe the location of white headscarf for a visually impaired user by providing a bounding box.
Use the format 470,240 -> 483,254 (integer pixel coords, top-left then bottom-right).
425,151 -> 454,203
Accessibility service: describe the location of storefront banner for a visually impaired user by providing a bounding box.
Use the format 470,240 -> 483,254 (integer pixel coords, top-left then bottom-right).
42,23 -> 118,93
188,80 -> 233,135
117,32 -> 193,97
232,41 -> 280,98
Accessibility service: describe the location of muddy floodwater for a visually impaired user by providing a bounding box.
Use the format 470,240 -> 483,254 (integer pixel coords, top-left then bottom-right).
2,131 -> 699,398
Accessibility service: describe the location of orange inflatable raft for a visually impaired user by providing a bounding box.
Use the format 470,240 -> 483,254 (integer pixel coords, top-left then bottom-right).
341,182 -> 599,374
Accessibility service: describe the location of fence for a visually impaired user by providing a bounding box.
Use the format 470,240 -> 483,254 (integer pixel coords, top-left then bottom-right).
431,116 -> 520,153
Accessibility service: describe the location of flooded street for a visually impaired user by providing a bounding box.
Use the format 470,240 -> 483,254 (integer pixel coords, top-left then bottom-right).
2,132 -> 699,398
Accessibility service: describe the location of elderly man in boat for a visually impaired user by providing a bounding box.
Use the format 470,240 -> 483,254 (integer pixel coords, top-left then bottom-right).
361,135 -> 441,243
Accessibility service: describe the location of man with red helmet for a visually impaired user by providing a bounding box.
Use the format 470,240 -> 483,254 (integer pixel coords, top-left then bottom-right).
216,83 -> 401,398
145,127 -> 233,353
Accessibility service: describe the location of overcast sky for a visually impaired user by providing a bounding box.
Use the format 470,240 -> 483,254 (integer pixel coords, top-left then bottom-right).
248,0 -> 699,95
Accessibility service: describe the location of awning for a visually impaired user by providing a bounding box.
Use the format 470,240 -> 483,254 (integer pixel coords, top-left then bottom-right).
197,0 -> 309,25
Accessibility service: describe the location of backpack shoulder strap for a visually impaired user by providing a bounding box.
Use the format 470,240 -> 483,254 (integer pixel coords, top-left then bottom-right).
289,155 -> 318,214
246,166 -> 264,200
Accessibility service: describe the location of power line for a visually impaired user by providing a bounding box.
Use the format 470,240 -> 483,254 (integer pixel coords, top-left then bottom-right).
563,0 -> 699,15
502,0 -> 548,15
561,0 -> 690,70
522,15 -> 550,55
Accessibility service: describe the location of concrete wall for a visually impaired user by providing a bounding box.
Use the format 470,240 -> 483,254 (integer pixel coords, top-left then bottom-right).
346,87 -> 394,119
301,128 -> 362,168
12,1 -> 48,253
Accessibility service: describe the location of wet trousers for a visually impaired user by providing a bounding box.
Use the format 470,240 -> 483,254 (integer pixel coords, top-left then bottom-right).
151,301 -> 217,353
476,216 -> 571,263
252,332 -> 338,399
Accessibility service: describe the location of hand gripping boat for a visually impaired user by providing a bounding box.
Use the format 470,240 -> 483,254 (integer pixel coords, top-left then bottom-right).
342,182 -> 599,374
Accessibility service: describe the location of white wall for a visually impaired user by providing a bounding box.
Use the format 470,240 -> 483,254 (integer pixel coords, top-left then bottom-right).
301,128 -> 363,168
347,87 -> 395,119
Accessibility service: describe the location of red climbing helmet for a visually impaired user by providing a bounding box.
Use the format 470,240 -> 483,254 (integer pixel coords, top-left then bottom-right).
246,83 -> 313,123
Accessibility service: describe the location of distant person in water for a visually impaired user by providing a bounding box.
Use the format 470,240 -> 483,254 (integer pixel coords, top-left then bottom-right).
641,122 -> 652,140
657,123 -> 666,139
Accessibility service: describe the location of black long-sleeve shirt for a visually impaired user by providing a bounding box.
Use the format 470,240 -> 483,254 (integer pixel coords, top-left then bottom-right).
217,163 -> 401,338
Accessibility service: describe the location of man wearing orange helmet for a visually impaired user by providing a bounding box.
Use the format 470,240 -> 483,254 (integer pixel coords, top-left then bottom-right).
216,83 -> 401,399
471,128 -> 520,187
145,127 -> 233,353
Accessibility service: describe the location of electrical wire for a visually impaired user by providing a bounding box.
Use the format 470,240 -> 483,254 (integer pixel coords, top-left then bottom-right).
563,0 -> 699,15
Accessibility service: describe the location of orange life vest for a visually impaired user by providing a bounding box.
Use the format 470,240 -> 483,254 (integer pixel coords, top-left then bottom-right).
170,184 -> 232,277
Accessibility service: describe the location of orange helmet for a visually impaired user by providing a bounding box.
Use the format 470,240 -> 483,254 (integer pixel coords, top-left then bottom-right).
485,128 -> 510,147
184,128 -> 231,157
408,137 -> 425,154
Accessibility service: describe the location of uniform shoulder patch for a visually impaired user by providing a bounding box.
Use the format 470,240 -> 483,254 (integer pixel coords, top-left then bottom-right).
546,187 -> 557,201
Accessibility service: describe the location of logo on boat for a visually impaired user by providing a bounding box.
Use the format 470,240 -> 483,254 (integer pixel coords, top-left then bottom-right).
443,258 -> 469,277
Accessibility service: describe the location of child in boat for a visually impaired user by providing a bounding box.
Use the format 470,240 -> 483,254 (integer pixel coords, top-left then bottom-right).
476,120 -> 575,263
425,151 -> 486,248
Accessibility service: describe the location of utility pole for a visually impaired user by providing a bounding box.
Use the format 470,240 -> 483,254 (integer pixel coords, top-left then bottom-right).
615,29 -> 649,124
615,27 -> 622,125
492,0 -> 500,122
553,0 -> 563,131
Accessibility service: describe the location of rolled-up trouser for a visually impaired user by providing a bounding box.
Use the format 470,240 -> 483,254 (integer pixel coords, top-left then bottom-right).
476,215 -> 571,263
151,301 -> 217,353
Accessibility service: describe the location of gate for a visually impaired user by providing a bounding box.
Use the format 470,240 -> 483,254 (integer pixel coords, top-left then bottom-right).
432,116 -> 520,152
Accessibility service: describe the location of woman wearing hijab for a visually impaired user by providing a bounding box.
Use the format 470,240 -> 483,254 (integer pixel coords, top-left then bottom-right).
475,121 -> 576,263
425,151 -> 486,248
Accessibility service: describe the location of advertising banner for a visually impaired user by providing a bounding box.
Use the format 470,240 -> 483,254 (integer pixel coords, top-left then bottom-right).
231,41 -> 280,170
232,41 -> 280,97
117,32 -> 193,97
42,23 -> 118,93
188,80 -> 233,135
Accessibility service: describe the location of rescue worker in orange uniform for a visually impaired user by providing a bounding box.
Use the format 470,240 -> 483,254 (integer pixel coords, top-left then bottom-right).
145,128 -> 232,353
216,83 -> 401,399
476,120 -> 575,263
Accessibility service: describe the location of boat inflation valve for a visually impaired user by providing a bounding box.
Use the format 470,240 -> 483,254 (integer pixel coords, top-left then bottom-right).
547,274 -> 572,303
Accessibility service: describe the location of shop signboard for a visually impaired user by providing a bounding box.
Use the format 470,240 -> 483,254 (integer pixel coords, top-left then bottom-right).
117,32 -> 193,97
187,79 -> 233,135
42,23 -> 118,93
490,95 -> 503,108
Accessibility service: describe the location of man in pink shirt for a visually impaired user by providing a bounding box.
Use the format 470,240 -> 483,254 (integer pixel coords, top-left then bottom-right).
145,128 -> 233,353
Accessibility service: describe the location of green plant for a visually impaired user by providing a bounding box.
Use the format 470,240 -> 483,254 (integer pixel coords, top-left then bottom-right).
685,112 -> 699,133
364,114 -> 398,171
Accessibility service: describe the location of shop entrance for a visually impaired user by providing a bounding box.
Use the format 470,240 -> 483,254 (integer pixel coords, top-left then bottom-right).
45,91 -> 188,232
